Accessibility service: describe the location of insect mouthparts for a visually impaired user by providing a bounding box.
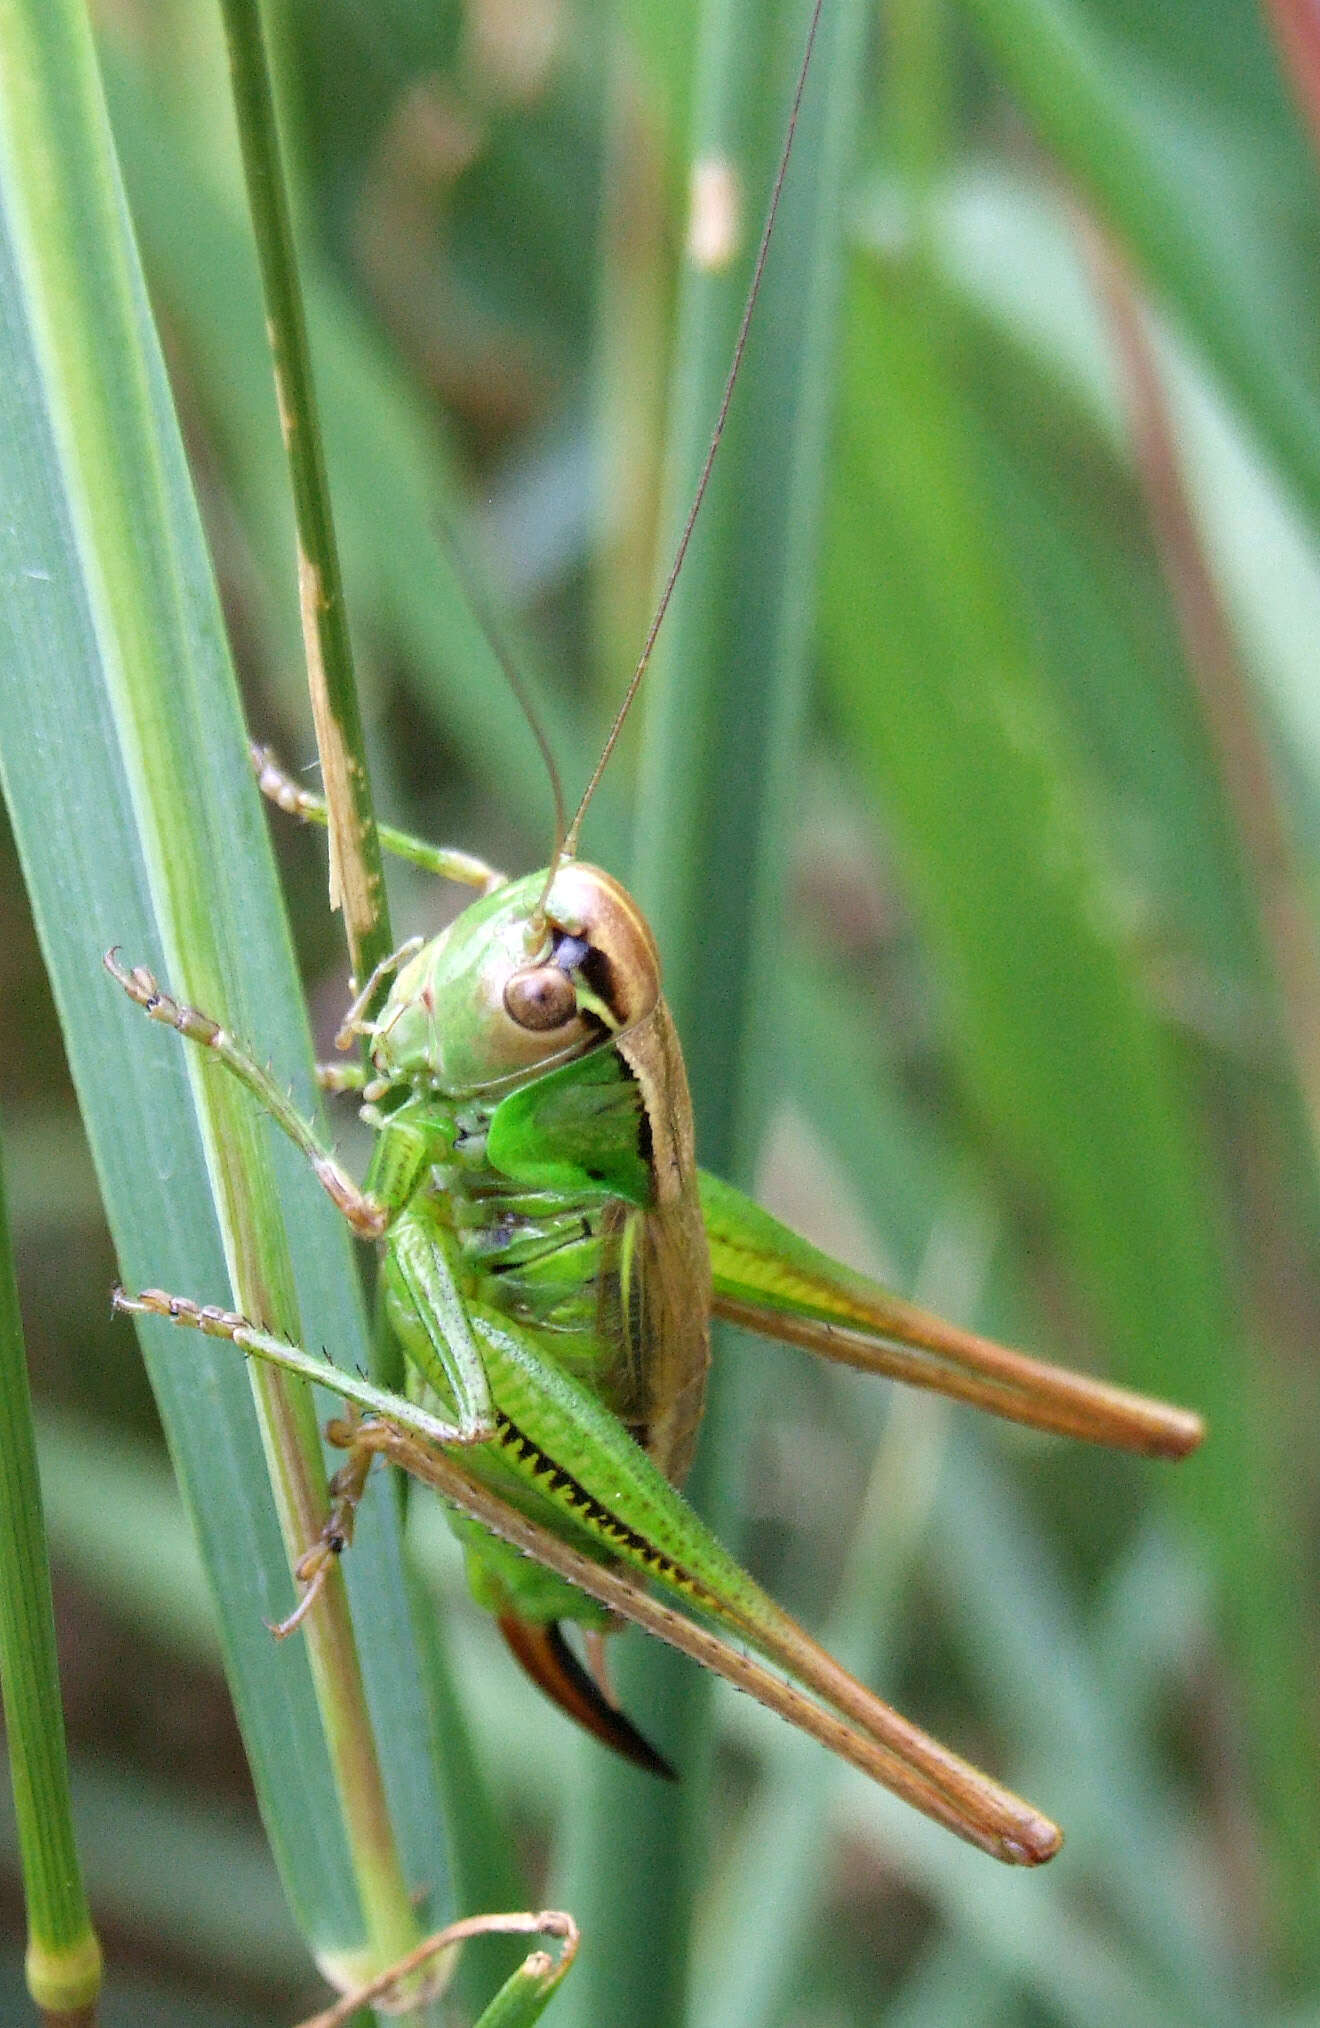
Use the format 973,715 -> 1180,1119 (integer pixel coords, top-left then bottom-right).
553,933 -> 590,973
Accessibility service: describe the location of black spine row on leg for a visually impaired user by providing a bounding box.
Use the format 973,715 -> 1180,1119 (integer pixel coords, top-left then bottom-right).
497,1614 -> 678,1782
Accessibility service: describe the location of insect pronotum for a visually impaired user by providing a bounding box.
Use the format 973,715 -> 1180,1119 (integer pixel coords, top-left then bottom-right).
109,0 -> 1203,1869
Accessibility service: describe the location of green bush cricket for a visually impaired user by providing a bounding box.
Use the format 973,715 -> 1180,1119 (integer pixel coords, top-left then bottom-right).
106,801 -> 1202,1867
105,0 -> 1205,1874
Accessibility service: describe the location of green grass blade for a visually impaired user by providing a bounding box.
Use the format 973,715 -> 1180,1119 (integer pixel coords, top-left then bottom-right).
217,0 -> 391,987
467,1920 -> 577,2028
825,250 -> 1319,1972
0,0 -> 454,1992
0,1134 -> 102,2019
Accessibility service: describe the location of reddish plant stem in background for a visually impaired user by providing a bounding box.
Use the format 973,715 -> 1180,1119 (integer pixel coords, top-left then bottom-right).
1260,0 -> 1320,163
1084,221 -> 1320,1146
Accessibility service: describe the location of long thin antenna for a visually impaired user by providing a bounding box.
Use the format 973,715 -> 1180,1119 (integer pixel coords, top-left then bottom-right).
562,0 -> 826,859
436,512 -> 567,871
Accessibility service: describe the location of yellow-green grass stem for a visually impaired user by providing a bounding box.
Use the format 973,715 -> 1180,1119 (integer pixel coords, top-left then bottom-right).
216,0 -> 391,992
0,1136 -> 102,2024
100,45 -> 603,870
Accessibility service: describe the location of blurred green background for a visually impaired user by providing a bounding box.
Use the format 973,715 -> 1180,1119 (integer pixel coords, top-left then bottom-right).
3,0 -> 1320,2022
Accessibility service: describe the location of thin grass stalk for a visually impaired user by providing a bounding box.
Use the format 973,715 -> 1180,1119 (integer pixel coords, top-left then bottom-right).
292,1912 -> 578,2028
0,1134 -> 102,2025
212,9 -> 423,1972
216,0 -> 391,986
100,45 -> 605,861
0,0 -> 445,2000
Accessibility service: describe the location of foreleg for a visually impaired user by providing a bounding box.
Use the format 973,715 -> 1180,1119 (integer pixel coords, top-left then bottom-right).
252,743 -> 505,892
105,951 -> 386,1239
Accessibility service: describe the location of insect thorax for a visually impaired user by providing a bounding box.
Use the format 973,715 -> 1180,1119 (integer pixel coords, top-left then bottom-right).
376,1086 -> 630,1398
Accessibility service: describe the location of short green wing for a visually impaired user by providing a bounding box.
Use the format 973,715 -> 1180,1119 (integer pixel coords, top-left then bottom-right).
699,1172 -> 1202,1458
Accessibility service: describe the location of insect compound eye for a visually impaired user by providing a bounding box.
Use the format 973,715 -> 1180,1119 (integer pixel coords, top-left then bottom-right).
503,964 -> 578,1032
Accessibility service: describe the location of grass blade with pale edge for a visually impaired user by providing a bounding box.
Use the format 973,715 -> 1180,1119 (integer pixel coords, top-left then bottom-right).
194,6 -> 527,1993
0,1133 -> 102,2022
0,0 -> 456,2002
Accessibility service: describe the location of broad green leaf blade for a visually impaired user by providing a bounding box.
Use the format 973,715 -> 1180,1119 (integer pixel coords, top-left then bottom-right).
0,0 -> 452,1979
0,196 -> 356,1955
